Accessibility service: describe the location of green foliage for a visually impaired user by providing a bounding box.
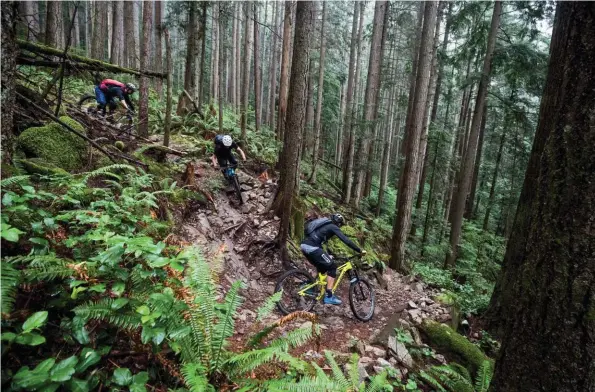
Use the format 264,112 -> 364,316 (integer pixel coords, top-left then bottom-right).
418,360 -> 493,392
16,117 -> 88,171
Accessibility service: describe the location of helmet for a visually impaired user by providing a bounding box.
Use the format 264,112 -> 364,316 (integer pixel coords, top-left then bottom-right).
330,213 -> 344,226
125,83 -> 137,93
222,135 -> 233,147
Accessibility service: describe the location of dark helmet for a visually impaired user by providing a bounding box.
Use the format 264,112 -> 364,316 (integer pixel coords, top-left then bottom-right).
125,83 -> 137,93
330,213 -> 344,226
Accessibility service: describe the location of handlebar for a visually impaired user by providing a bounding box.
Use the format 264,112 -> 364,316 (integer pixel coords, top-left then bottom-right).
331,253 -> 374,271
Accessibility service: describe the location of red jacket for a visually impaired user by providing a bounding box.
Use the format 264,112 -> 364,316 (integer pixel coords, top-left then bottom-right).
99,79 -> 125,91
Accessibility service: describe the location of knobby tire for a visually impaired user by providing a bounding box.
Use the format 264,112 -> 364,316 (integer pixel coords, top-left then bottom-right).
349,277 -> 375,321
275,269 -> 317,315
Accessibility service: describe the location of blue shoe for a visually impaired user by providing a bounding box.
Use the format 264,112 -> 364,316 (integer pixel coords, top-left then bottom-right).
323,295 -> 342,305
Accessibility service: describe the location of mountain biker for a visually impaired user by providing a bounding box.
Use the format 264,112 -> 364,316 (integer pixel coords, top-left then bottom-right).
211,135 -> 247,171
301,214 -> 366,305
95,79 -> 136,118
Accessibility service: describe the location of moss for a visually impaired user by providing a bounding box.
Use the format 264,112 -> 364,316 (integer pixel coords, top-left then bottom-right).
290,196 -> 306,242
16,117 -> 87,171
421,320 -> 492,373
114,141 -> 126,151
1,164 -> 21,178
15,158 -> 69,176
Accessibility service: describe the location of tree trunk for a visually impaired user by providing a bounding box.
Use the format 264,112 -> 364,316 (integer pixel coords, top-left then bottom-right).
137,0 -> 153,138
410,5 -> 443,237
389,1 -> 438,272
153,1 -> 164,95
123,1 -> 136,67
276,1 -> 293,142
197,2 -> 207,110
110,1 -> 123,65
352,0 -> 388,207
67,2 -> 80,48
464,103 -> 488,219
240,2 -> 253,142
91,1 -> 107,59
106,1 -> 112,58
178,1 -> 199,114
163,28 -> 173,147
133,1 -> 140,65
85,1 -> 91,56
303,58 -> 315,158
445,2 -> 501,269
276,0 -> 313,268
483,128 -> 506,231
342,1 -> 363,204
253,2 -> 261,132
218,4 -> 225,132
210,3 -> 219,103
376,83 -> 399,216
489,3 -> 595,390
229,2 -> 238,108
235,4 -> 242,113
22,1 -> 39,42
45,1 -> 63,49
1,1 -> 18,163
267,1 -> 280,131
308,1 -> 327,183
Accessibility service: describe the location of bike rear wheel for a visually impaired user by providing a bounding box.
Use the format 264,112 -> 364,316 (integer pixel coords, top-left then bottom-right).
349,278 -> 375,321
275,269 -> 318,315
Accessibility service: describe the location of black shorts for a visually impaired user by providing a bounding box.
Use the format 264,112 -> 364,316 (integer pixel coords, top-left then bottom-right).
215,152 -> 237,167
303,248 -> 337,278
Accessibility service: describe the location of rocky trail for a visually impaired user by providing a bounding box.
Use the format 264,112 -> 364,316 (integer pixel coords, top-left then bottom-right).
174,162 -> 461,378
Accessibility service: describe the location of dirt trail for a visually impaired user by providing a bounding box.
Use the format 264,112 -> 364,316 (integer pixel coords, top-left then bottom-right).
178,164 -> 455,356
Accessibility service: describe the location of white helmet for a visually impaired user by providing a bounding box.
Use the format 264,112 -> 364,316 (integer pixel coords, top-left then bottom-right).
222,135 -> 233,147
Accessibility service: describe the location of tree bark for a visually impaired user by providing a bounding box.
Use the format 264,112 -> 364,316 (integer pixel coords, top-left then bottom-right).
91,1 -> 107,59
464,103 -> 488,219
230,2 -> 238,108
45,1 -> 63,49
489,3 -> 595,390
106,1 -> 112,58
133,1 -> 140,65
210,3 -> 219,103
178,1 -> 200,114
267,1 -> 281,131
123,1 -> 137,68
389,1 -> 438,272
276,0 -> 313,268
376,83 -> 399,216
303,58 -> 315,158
342,1 -> 364,204
482,128 -> 506,231
240,2 -> 253,142
276,1 -> 293,142
352,0 -> 388,207
163,28 -> 173,147
1,1 -> 18,163
138,1 -> 153,138
253,2 -> 261,132
153,1 -> 164,95
308,1 -> 327,183
110,1 -> 123,65
445,2 -> 501,269
22,0 -> 39,42
218,3 -> 225,132
197,2 -> 207,110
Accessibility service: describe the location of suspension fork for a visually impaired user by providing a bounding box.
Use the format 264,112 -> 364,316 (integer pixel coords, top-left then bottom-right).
348,270 -> 366,299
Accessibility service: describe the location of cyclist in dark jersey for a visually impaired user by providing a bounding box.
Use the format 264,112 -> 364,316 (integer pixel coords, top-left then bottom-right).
95,79 -> 136,117
210,135 -> 246,170
301,214 -> 366,305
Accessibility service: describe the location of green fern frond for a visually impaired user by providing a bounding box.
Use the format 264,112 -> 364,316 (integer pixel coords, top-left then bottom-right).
256,291 -> 282,322
269,325 -> 319,351
474,361 -> 493,392
5,255 -> 94,282
82,164 -> 135,183
1,261 -> 20,315
181,363 -> 215,392
227,347 -> 308,375
74,298 -> 141,330
212,281 -> 244,370
430,365 -> 474,392
447,363 -> 472,382
323,351 -> 350,389
0,175 -> 31,188
264,376 -> 344,392
365,370 -> 390,392
246,324 -> 276,349
346,353 -> 360,389
419,370 -> 448,392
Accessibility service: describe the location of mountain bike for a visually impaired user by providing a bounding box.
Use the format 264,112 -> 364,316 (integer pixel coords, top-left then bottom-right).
275,254 -> 375,321
77,92 -> 134,137
221,164 -> 244,205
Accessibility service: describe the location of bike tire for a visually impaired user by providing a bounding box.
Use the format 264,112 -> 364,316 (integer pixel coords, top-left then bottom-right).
78,94 -> 96,109
233,175 -> 244,205
349,278 -> 375,321
275,269 -> 317,315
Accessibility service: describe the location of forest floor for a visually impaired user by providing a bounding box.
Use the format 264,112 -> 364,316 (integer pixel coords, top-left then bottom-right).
172,156 -> 457,369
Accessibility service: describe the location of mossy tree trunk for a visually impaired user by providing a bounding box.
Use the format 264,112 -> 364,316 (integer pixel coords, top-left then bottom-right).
138,1 -> 153,138
1,1 -> 18,163
275,0 -> 312,269
489,3 -> 595,391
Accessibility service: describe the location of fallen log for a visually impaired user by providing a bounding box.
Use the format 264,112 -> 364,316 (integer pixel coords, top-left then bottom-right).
18,40 -> 166,79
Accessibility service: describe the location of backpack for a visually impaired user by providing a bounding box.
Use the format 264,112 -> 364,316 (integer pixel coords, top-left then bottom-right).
304,217 -> 332,237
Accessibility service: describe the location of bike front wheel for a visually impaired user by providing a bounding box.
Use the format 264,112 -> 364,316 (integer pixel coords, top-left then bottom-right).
232,175 -> 244,205
275,269 -> 318,315
349,278 -> 375,321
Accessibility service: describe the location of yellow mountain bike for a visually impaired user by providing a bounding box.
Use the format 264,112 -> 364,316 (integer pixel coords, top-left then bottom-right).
275,254 -> 375,321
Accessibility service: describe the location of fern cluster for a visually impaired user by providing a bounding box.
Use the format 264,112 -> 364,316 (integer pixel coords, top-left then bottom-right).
419,361 -> 493,392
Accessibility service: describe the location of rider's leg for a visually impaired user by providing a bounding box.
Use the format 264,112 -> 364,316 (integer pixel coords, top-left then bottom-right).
95,86 -> 107,115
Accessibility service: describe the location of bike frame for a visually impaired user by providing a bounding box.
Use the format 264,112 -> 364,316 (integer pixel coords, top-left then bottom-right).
297,259 -> 359,300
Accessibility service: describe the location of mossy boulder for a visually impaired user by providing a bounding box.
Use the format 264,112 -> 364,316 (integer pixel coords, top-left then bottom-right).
16,117 -> 87,171
15,158 -> 69,176
420,320 -> 492,374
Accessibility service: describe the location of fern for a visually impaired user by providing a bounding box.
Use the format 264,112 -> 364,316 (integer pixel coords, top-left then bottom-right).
256,291 -> 282,322
323,350 -> 350,389
181,363 -> 215,392
365,370 -> 390,392
227,347 -> 309,375
1,261 -> 20,315
211,281 -> 244,370
74,298 -> 141,330
419,370 -> 448,392
474,361 -> 493,392
0,175 -> 31,188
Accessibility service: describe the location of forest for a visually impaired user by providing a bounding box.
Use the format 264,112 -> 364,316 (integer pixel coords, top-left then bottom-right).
0,0 -> 593,391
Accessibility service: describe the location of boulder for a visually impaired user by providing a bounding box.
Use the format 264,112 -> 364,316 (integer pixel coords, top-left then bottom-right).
241,203 -> 255,214
408,301 -> 418,309
16,117 -> 87,171
364,345 -> 387,358
376,358 -> 392,368
388,337 -> 414,368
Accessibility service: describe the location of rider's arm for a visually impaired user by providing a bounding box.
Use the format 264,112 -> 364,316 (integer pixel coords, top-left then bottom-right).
331,225 -> 362,253
113,88 -> 129,110
236,147 -> 247,161
123,94 -> 134,112
211,154 -> 218,167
